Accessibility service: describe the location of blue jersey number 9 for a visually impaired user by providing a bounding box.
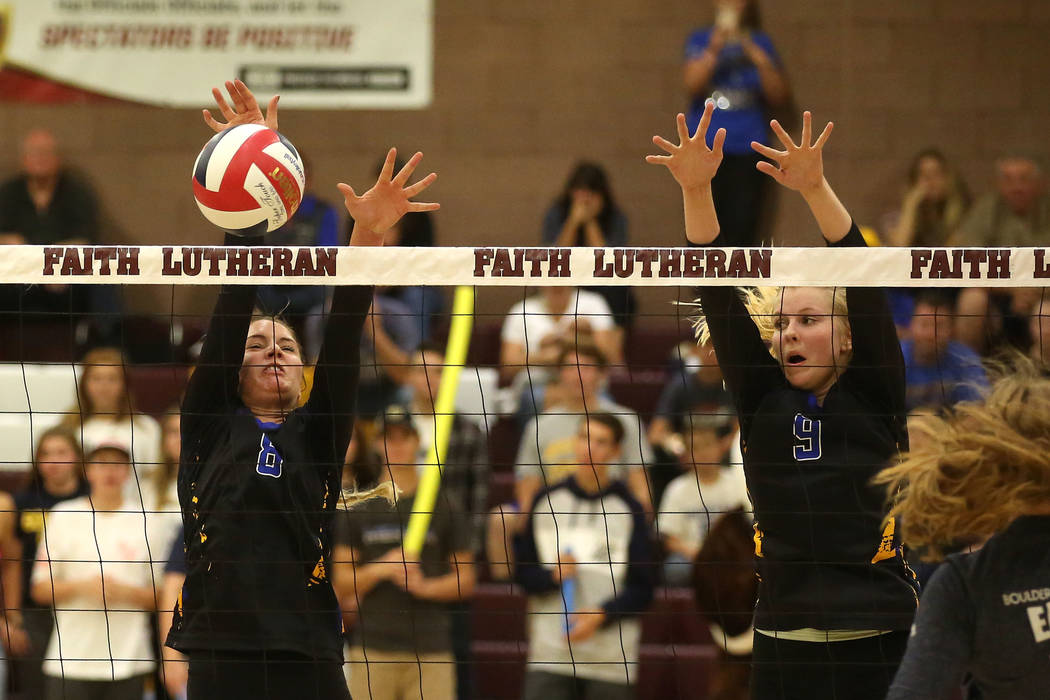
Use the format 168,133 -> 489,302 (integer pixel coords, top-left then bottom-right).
256,434 -> 284,478
792,413 -> 822,462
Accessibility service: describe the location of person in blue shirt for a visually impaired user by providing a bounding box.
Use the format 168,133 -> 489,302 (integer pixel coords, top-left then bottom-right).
683,0 -> 790,246
902,290 -> 988,412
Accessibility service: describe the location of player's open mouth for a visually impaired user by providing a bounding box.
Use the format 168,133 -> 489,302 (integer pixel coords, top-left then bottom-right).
786,354 -> 806,366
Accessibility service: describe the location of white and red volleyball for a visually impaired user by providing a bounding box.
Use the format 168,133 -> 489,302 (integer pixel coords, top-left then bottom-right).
191,124 -> 305,236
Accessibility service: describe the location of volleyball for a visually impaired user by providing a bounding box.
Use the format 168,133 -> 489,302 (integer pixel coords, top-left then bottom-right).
191,124 -> 305,236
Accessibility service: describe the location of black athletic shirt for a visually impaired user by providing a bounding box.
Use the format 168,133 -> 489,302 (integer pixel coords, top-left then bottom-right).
694,223 -> 918,631
888,515 -> 1050,699
166,234 -> 372,660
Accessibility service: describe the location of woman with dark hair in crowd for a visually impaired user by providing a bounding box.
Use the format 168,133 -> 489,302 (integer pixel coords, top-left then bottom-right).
886,148 -> 970,248
683,0 -> 791,246
542,161 -> 636,328
61,347 -> 162,503
12,426 -> 88,698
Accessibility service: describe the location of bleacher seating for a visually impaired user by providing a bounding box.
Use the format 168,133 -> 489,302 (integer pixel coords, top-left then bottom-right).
0,362 -> 79,472
470,584 -> 719,700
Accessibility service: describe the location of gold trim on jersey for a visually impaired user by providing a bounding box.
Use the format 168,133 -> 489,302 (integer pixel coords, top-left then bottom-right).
753,521 -> 764,557
871,517 -> 897,563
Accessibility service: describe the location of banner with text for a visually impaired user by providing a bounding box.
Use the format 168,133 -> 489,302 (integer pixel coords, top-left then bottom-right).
0,0 -> 433,108
0,245 -> 1040,288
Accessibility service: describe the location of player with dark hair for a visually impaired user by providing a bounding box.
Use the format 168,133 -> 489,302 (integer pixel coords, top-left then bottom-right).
647,103 -> 918,699
164,80 -> 439,699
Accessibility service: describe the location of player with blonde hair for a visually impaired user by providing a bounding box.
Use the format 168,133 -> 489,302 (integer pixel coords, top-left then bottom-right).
876,364 -> 1050,699
647,102 -> 918,699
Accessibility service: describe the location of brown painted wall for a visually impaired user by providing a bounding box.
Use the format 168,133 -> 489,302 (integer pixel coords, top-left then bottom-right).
2,0 -> 1048,320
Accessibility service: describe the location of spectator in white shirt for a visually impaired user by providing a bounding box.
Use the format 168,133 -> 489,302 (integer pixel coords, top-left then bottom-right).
499,286 -> 622,385
658,408 -> 749,586
31,443 -> 159,700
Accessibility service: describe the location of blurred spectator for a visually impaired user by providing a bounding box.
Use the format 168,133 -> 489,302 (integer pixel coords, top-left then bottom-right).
514,413 -> 655,700
903,291 -> 988,412
657,409 -> 747,586
500,285 -> 621,386
515,341 -> 651,515
648,340 -> 730,458
401,343 -> 488,700
683,0 -> 790,246
332,406 -> 475,700
31,443 -> 159,700
955,156 -> 1050,352
0,489 -> 28,700
343,421 -> 382,493
692,508 -> 757,700
488,341 -> 652,582
12,426 -> 88,700
358,294 -> 424,416
347,155 -> 444,340
952,155 -> 1050,247
147,409 -> 183,580
158,535 -> 187,700
60,348 -> 162,504
885,149 -> 970,248
256,154 -> 340,362
0,129 -> 98,245
0,129 -> 120,342
402,343 -> 489,554
150,412 -> 186,700
1028,292 -> 1050,367
542,162 -> 636,329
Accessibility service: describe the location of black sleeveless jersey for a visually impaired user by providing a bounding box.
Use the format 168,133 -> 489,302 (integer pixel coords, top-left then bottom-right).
695,223 -> 918,631
166,239 -> 371,660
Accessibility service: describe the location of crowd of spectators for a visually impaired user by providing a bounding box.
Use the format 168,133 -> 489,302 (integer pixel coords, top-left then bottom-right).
0,1 -> 1047,698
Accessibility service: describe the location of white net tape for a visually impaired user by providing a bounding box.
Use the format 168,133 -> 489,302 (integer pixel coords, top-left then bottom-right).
0,244 -> 1038,287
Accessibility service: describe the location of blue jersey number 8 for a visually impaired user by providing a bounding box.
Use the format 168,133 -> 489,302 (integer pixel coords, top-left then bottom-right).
256,434 -> 284,478
792,413 -> 822,462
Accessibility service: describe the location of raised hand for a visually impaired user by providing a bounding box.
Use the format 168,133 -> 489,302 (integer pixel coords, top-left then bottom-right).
202,79 -> 280,133
645,101 -> 726,191
339,148 -> 439,245
751,111 -> 833,195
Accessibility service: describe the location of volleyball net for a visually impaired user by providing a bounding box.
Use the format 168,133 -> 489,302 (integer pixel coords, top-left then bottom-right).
0,241 -> 1040,699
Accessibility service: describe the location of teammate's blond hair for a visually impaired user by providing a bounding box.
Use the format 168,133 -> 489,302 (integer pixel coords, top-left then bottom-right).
874,362 -> 1050,561
693,286 -> 849,352
338,481 -> 399,510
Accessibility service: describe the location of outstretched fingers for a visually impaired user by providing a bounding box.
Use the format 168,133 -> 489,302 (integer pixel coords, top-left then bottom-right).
751,141 -> 785,161
393,151 -> 423,187
770,119 -> 797,150
407,201 -> 441,213
675,113 -> 690,146
755,160 -> 785,184
800,111 -> 812,148
652,135 -> 678,154
644,154 -> 672,166
212,87 -> 236,120
696,101 -> 715,143
378,148 -> 398,183
336,182 -> 358,205
711,127 -> 727,155
814,120 -> 835,149
202,109 -> 223,132
402,171 -> 437,198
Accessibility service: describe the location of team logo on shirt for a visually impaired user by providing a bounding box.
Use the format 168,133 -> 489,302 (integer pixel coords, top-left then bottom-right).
792,413 -> 822,461
256,434 -> 284,478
